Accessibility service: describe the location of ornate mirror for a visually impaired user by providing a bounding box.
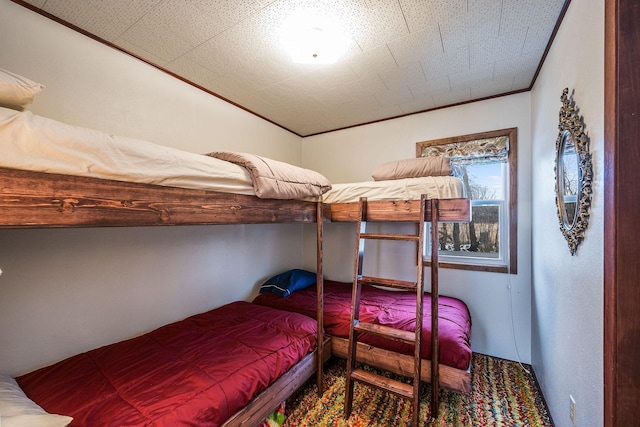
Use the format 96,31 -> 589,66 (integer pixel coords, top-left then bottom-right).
555,88 -> 593,255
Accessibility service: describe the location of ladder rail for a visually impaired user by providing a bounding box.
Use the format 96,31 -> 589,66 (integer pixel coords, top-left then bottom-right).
410,195 -> 426,425
430,198 -> 440,416
344,197 -> 367,417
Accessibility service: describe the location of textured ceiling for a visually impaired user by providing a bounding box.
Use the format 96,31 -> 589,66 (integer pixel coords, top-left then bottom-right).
18,0 -> 568,136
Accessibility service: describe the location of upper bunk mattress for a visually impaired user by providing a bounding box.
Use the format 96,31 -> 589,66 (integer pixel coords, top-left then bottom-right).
320,175 -> 464,203
16,301 -> 317,427
0,106 -> 256,195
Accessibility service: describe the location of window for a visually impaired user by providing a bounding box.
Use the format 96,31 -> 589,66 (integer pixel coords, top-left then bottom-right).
416,128 -> 517,274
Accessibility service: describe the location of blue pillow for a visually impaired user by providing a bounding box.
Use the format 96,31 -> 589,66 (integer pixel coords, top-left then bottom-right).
259,269 -> 317,297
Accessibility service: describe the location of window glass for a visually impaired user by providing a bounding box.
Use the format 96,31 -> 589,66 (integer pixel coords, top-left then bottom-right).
438,162 -> 505,260
417,128 -> 517,274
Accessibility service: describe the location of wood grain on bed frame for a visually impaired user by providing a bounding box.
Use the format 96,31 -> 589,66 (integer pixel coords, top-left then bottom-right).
329,198 -> 470,222
0,167 -> 324,227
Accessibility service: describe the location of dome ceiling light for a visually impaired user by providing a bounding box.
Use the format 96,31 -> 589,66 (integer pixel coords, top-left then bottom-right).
280,11 -> 348,64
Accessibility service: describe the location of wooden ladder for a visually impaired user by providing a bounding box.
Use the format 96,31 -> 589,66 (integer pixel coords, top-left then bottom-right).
344,195 -> 441,426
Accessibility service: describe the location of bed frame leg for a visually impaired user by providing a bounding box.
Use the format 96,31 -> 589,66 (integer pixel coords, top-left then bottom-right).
316,201 -> 325,395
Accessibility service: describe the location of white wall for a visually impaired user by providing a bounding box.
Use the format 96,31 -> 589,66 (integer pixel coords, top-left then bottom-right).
302,93 -> 533,363
0,0 -> 305,376
530,1 -> 604,426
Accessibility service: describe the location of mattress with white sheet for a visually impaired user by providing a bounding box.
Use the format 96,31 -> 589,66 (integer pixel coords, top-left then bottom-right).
0,106 -> 256,195
320,175 -> 464,203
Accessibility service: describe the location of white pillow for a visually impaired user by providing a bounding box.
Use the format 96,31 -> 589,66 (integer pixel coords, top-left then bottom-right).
0,69 -> 45,111
0,374 -> 73,427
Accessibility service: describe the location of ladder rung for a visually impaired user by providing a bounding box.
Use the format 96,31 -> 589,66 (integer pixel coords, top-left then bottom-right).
360,233 -> 419,242
350,368 -> 414,399
354,321 -> 416,344
358,276 -> 417,290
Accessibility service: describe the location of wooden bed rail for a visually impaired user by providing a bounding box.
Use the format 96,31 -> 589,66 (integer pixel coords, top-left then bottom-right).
0,167 -> 322,228
329,197 -> 471,222
0,166 -> 469,227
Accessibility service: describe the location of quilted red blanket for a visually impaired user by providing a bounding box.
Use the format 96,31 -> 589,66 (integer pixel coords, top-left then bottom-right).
253,280 -> 471,370
17,301 -> 317,426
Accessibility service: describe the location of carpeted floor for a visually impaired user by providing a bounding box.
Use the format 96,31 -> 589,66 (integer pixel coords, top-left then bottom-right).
284,354 -> 553,426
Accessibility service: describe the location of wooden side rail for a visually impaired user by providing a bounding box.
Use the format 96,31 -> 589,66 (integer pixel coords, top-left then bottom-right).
0,167 -> 320,228
329,198 -> 470,222
221,337 -> 332,427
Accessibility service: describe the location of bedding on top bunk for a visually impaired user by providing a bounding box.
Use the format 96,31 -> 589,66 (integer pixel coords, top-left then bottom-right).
15,301 -> 317,427
319,155 -> 464,203
320,175 -> 463,203
0,106 -> 331,199
253,279 -> 472,371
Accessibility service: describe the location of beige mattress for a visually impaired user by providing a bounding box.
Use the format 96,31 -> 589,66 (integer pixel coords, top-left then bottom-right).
320,176 -> 464,203
0,107 -> 255,195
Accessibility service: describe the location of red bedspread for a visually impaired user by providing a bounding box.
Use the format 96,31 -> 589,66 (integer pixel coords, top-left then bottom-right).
253,280 -> 471,370
17,301 -> 317,427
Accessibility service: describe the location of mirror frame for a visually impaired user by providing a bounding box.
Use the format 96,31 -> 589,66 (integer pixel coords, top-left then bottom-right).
555,88 -> 593,255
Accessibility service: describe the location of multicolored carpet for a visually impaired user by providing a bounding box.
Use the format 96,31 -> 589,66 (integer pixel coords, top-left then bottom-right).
284,354 -> 553,426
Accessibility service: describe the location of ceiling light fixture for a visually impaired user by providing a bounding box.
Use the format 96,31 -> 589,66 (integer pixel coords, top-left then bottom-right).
280,11 -> 348,64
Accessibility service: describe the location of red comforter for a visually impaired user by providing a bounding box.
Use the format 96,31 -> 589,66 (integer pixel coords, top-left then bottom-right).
17,301 -> 317,426
253,280 -> 471,370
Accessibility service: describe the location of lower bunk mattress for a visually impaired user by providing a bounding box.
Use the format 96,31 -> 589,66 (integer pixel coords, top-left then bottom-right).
15,301 -> 317,426
253,279 -> 471,371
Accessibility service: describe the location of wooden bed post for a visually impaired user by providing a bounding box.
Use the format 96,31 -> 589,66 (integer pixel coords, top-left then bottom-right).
430,198 -> 440,418
316,201 -> 325,395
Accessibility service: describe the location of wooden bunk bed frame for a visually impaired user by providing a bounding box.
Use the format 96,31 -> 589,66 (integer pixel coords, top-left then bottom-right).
0,165 -> 333,426
0,167 -> 324,227
0,165 -> 472,419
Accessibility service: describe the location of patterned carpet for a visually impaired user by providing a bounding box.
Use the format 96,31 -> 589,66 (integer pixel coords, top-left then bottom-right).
284,354 -> 553,427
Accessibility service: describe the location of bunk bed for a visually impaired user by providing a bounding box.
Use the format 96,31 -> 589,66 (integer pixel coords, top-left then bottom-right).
255,201 -> 473,398
0,69 -> 472,423
253,154 -> 472,397
0,69 -> 332,426
0,160 -> 330,426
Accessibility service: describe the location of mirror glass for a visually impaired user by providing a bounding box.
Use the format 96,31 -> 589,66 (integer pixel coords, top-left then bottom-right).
559,130 -> 579,228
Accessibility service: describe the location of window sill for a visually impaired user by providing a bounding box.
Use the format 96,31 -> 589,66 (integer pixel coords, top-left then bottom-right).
422,260 -> 511,274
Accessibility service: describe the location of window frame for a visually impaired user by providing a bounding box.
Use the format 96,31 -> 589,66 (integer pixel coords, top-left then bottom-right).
416,127 -> 518,274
